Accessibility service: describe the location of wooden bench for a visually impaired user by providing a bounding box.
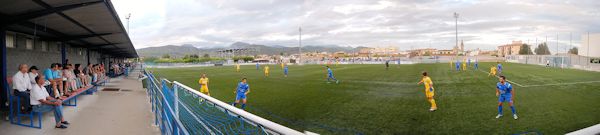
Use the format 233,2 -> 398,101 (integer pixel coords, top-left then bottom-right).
6,76 -> 95,128
61,85 -> 95,106
92,75 -> 108,86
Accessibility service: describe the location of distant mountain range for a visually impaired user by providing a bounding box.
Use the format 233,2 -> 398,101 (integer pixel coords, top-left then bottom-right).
137,42 -> 363,58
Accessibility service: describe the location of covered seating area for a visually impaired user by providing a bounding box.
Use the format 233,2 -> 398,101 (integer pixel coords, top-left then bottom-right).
1,0 -> 146,131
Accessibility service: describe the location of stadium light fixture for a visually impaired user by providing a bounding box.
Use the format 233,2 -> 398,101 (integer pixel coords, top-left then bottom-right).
126,13 -> 131,34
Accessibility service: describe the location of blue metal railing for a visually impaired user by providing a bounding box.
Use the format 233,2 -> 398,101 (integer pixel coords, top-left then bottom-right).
146,71 -> 190,135
144,69 -> 307,135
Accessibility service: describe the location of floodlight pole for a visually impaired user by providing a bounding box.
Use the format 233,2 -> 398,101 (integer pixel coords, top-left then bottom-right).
588,32 -> 590,67
454,12 -> 459,58
126,13 -> 131,34
298,27 -> 302,65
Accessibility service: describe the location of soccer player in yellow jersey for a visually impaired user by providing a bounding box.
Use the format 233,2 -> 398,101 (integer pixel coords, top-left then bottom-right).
490,66 -> 497,76
489,66 -> 497,76
280,62 -> 284,69
450,59 -> 453,69
264,65 -> 270,77
236,63 -> 240,72
462,59 -> 467,71
417,71 -> 437,112
198,73 -> 210,96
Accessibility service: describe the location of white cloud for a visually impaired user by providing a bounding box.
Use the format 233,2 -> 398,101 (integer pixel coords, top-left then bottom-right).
332,1 -> 396,15
111,0 -> 600,52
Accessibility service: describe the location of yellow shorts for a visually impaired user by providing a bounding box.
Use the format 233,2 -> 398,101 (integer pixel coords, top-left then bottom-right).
425,90 -> 435,98
200,87 -> 209,94
491,71 -> 496,75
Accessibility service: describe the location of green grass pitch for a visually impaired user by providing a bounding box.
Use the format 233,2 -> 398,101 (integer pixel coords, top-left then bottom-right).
148,62 -> 600,134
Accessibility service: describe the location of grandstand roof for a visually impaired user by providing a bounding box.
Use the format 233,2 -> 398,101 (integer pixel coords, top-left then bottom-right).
0,0 -> 137,58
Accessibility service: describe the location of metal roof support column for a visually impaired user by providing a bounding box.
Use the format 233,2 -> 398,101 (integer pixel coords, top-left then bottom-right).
1,28 -> 8,110
61,43 -> 66,65
86,48 -> 90,65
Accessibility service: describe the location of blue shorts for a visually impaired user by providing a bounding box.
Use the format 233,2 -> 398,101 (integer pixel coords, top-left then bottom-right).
235,94 -> 246,100
498,94 -> 512,102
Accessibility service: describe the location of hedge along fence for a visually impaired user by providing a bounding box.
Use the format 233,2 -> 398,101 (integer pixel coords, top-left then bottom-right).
150,57 -> 226,63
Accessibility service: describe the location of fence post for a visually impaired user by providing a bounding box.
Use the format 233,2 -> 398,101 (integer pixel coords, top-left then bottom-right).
173,83 -> 179,120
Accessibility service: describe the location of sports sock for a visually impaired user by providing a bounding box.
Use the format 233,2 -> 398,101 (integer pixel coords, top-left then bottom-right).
430,99 -> 437,108
510,106 -> 516,115
498,105 -> 503,115
241,104 -> 246,109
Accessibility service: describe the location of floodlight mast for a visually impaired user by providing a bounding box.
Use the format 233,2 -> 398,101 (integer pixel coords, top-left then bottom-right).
298,27 -> 302,65
126,13 -> 131,34
454,12 -> 459,58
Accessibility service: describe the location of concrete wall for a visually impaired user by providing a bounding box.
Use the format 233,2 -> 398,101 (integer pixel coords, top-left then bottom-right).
506,54 -> 600,72
6,33 -> 62,73
5,32 -> 112,74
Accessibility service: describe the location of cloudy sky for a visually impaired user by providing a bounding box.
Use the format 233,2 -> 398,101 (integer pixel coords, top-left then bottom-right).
112,0 -> 600,52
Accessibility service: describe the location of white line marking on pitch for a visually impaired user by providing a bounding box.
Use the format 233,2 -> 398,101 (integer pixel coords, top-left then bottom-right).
476,69 -> 526,87
524,80 -> 600,87
476,69 -> 600,87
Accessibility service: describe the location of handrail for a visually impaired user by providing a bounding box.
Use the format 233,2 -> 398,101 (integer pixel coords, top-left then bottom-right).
147,71 -> 190,135
173,81 -> 306,135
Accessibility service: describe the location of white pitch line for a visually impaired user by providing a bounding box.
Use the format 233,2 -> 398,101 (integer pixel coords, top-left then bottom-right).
476,69 -> 526,87
476,69 -> 600,87
524,80 -> 600,87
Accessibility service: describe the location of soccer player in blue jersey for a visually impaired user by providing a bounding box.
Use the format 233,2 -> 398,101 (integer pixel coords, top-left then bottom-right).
467,58 -> 471,67
495,76 -> 518,120
256,63 -> 259,70
455,60 -> 461,71
232,78 -> 250,110
474,59 -> 479,70
283,65 -> 289,77
326,66 -> 338,84
497,62 -> 503,74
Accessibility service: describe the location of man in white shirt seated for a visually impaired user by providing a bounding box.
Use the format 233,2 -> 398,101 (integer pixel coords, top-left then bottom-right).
28,66 -> 40,85
31,75 -> 70,129
13,64 -> 32,113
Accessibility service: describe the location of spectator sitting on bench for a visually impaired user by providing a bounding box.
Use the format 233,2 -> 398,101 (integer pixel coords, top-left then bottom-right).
98,64 -> 105,79
13,64 -> 32,113
31,75 -> 70,129
91,64 -> 98,82
44,63 -> 64,98
55,64 -> 70,97
28,66 -> 43,86
63,64 -> 77,92
99,63 -> 106,78
74,64 -> 89,87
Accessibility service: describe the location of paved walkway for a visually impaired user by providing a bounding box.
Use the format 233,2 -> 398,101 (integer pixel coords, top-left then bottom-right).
0,69 -> 160,135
